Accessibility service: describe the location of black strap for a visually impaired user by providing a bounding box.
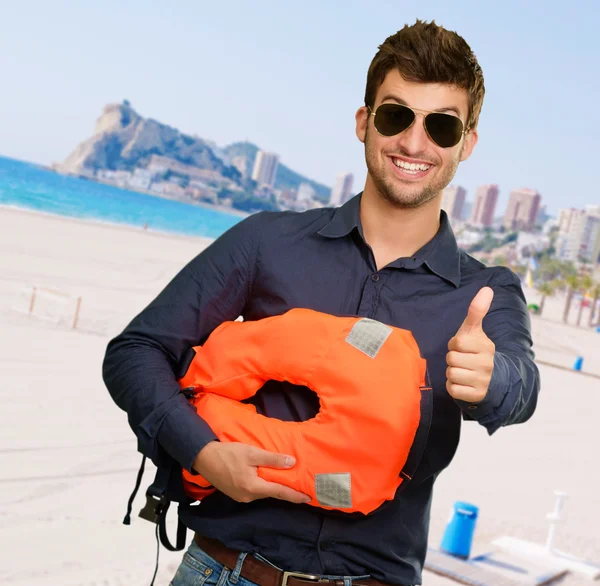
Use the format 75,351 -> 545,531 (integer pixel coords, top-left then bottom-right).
400,378 -> 434,482
122,455 -> 188,585
137,462 -> 188,551
123,454 -> 147,525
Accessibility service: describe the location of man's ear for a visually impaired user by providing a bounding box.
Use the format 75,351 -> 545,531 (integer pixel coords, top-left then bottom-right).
460,128 -> 478,162
355,106 -> 369,143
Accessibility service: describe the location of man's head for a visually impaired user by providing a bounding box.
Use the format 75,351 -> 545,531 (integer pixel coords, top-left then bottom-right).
356,20 -> 485,209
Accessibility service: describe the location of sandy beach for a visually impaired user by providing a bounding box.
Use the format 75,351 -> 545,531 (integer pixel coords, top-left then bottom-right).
1,205 -> 598,586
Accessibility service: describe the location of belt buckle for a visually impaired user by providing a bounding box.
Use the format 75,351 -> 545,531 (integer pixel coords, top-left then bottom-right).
281,571 -> 330,586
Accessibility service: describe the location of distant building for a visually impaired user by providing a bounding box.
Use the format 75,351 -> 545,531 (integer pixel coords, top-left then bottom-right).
297,183 -> 316,202
471,184 -> 499,227
461,201 -> 473,222
329,172 -> 354,206
536,204 -> 549,227
503,188 -> 541,232
515,232 -> 551,264
441,185 -> 466,221
556,206 -> 600,263
252,151 -> 279,187
588,206 -> 600,265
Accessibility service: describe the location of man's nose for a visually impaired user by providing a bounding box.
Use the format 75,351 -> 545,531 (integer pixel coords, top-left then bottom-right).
395,114 -> 430,155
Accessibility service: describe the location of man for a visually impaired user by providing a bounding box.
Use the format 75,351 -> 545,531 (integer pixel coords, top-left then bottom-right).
103,19 -> 540,586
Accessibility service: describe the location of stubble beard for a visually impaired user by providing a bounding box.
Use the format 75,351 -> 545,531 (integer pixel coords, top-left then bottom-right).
364,125 -> 463,209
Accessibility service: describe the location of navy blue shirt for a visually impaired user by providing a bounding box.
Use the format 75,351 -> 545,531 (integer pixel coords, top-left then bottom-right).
103,194 -> 540,585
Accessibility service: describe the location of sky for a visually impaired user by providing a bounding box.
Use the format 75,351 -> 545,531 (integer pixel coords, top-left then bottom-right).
0,0 -> 598,217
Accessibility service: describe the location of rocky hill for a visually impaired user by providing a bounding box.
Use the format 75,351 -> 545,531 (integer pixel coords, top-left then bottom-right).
56,101 -> 331,202
57,101 -> 228,177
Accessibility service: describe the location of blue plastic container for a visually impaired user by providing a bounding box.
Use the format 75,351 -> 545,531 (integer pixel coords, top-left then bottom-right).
440,501 -> 479,559
574,356 -> 583,371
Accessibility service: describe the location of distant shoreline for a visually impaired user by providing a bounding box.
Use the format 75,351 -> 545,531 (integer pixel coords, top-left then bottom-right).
0,203 -> 217,244
44,164 -> 251,219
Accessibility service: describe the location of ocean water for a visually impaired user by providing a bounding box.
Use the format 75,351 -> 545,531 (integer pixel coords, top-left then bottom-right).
0,155 -> 244,239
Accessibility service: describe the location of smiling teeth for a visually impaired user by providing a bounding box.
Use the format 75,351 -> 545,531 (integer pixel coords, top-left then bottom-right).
393,159 -> 431,172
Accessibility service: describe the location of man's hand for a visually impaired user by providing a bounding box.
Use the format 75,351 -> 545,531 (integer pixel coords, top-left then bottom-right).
446,286 -> 495,404
192,441 -> 311,504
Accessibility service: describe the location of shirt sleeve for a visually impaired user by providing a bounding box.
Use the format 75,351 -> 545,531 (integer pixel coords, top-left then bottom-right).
102,212 -> 263,472
454,268 -> 541,435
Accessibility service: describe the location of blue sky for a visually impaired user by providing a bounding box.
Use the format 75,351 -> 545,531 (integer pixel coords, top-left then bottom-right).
1,0 -> 598,216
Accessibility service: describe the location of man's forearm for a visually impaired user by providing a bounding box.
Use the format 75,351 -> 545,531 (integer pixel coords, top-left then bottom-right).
102,335 -> 217,471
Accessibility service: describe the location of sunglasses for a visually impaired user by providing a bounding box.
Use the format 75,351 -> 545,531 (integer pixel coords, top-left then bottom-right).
369,103 -> 468,148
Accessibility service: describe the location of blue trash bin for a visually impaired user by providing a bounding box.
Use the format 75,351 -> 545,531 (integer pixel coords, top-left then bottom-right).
440,501 -> 479,559
574,356 -> 583,371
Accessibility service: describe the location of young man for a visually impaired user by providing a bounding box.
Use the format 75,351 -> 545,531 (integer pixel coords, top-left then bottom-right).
103,19 -> 540,586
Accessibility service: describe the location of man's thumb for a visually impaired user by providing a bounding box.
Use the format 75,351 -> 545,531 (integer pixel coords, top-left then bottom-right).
458,287 -> 494,334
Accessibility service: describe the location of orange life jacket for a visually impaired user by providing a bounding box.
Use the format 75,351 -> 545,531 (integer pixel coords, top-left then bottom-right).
178,308 -> 432,515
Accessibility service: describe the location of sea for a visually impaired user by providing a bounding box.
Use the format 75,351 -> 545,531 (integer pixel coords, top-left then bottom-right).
0,155 -> 244,239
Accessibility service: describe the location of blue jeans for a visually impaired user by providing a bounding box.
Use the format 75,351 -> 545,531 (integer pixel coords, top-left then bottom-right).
169,539 -> 371,586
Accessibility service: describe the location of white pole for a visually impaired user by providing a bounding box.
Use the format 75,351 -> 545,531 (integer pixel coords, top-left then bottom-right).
545,490 -> 568,553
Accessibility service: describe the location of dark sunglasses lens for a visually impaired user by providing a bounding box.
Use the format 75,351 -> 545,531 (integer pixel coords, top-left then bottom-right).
425,113 -> 464,148
374,104 -> 414,136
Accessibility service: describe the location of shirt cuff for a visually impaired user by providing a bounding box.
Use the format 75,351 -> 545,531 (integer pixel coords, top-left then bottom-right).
159,401 -> 219,472
138,395 -> 218,472
454,352 -> 516,434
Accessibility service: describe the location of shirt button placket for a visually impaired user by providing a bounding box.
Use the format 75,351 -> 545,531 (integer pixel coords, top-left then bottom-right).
358,272 -> 384,318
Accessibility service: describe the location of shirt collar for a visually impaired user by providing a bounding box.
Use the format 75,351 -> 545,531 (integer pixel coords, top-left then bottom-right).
420,210 -> 461,288
317,193 -> 362,238
318,193 -> 461,288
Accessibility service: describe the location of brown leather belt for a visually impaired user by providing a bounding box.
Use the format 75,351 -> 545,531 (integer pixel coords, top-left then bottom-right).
194,534 -> 396,586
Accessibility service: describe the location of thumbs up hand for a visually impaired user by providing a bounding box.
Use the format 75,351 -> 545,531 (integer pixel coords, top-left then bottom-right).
446,287 -> 496,404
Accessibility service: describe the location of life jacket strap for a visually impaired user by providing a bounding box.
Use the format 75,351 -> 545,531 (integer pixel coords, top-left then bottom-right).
400,378 -> 434,482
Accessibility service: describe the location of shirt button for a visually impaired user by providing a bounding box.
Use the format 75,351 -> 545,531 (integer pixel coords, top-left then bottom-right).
371,273 -> 380,282
468,405 -> 478,410
319,541 -> 331,551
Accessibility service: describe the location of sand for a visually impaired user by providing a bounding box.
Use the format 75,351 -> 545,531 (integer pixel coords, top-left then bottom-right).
1,205 -> 598,586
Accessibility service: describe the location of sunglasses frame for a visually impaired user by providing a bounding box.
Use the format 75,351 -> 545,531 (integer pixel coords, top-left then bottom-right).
368,103 -> 470,148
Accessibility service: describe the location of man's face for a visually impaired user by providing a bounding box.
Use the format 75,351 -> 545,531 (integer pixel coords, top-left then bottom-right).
356,69 -> 478,209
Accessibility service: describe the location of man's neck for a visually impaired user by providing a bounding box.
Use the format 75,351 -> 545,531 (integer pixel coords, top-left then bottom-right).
359,184 -> 442,271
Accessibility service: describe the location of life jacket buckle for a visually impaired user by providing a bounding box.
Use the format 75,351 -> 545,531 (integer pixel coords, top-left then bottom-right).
139,493 -> 168,525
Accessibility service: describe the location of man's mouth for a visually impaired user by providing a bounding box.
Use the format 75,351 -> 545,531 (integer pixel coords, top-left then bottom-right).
389,156 -> 433,178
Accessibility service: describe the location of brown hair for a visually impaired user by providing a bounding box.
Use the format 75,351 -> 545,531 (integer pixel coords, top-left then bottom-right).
364,20 -> 485,130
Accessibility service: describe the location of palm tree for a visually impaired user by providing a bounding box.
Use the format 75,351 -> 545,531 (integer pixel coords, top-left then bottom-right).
563,275 -> 581,324
537,281 -> 556,316
576,274 -> 593,327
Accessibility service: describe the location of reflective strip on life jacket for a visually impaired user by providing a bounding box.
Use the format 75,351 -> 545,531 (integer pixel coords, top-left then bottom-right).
178,308 -> 432,515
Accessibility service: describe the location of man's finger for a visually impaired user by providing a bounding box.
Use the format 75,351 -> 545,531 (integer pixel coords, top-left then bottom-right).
247,446 -> 296,469
251,477 -> 311,504
446,366 -> 477,387
448,334 -> 494,354
446,381 -> 483,403
458,287 -> 494,335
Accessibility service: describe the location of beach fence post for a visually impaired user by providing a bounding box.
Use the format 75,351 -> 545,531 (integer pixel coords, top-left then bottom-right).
440,501 -> 479,559
72,296 -> 82,330
28,286 -> 37,315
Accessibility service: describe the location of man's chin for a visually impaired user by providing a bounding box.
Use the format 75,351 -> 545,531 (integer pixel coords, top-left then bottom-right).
380,184 -> 437,209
